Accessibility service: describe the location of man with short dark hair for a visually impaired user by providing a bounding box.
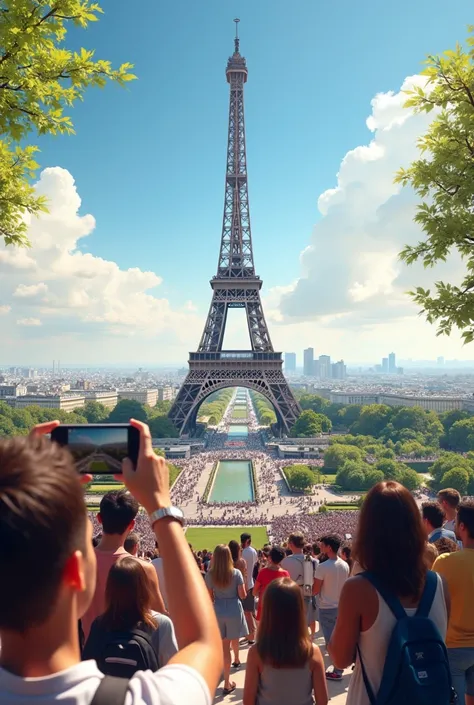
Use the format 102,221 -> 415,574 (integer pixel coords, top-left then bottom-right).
422,501 -> 457,543
124,531 -> 140,556
0,420 -> 223,704
314,534 -> 349,681
433,500 -> 474,704
241,532 -> 257,643
438,488 -> 462,532
82,488 -> 166,639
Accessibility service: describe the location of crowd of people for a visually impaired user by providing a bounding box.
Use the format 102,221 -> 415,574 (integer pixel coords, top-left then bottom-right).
3,407 -> 474,705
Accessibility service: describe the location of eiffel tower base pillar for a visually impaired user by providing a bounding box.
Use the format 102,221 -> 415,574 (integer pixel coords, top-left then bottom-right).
169,355 -> 300,436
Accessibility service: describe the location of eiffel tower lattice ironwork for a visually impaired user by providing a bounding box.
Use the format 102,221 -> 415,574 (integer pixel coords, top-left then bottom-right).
169,21 -> 301,435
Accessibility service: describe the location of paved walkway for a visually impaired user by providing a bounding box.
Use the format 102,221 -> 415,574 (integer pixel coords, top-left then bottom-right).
213,630 -> 349,704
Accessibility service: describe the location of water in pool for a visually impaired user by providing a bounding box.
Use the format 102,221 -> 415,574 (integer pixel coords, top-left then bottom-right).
209,460 -> 255,503
227,424 -> 249,438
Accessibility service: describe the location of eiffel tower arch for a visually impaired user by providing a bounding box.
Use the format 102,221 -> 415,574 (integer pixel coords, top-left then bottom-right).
169,21 -> 301,436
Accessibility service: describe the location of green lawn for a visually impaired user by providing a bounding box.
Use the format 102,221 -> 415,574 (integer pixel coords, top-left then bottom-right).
326,506 -> 360,511
321,473 -> 336,483
89,483 -> 124,492
185,526 -> 269,551
232,408 -> 248,419
169,464 -> 181,487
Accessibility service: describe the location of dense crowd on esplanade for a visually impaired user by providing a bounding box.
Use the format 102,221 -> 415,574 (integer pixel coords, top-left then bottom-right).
2,419 -> 474,705
167,446 -> 326,513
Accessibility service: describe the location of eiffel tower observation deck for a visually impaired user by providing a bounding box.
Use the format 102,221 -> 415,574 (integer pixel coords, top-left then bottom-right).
169,21 -> 301,436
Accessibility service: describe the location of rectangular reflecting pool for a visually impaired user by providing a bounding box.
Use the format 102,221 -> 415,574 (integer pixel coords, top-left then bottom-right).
209,460 -> 255,503
227,424 -> 249,438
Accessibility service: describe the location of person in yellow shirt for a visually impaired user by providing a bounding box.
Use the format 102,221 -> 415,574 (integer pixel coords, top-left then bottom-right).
433,499 -> 474,705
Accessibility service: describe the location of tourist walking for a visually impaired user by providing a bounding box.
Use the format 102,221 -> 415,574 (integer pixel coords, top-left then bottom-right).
314,534 -> 349,681
282,532 -> 318,630
229,539 -> 248,666
82,488 -> 166,640
433,499 -> 474,704
243,577 -> 328,705
253,546 -> 289,622
241,532 -> 258,643
329,481 -> 449,705
206,544 -> 249,696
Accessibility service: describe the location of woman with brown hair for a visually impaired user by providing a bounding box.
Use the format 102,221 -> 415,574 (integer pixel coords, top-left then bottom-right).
83,555 -> 178,675
229,538 -> 248,583
328,481 -> 450,705
340,543 -> 353,574
228,538 -> 248,668
206,544 -> 248,696
243,577 -> 328,705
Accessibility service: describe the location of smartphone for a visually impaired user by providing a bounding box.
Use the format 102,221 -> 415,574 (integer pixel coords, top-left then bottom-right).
51,424 -> 140,474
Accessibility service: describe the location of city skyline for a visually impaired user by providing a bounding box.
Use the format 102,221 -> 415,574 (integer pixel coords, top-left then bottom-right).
0,1 -> 473,364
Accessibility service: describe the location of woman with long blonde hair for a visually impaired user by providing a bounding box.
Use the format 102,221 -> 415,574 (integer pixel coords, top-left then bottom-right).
206,544 -> 248,696
244,577 -> 328,705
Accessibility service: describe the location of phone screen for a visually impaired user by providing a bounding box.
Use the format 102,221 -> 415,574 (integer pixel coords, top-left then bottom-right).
67,426 -> 129,474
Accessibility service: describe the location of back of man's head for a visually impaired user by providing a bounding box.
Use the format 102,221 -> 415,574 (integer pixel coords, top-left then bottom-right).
99,489 -> 139,536
0,436 -> 88,631
437,488 -> 461,510
422,501 -> 445,530
124,531 -> 140,555
241,532 -> 251,547
288,532 -> 305,549
457,500 -> 474,540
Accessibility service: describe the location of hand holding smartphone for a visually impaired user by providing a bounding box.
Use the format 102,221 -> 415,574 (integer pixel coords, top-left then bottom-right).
51,423 -> 140,474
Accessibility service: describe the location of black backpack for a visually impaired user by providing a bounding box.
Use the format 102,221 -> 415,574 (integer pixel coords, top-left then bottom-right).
96,626 -> 159,679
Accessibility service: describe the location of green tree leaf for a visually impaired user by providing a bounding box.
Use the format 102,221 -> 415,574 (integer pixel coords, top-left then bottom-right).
0,1 -> 136,246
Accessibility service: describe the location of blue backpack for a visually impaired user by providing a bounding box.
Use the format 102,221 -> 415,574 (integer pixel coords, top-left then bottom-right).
358,570 -> 455,705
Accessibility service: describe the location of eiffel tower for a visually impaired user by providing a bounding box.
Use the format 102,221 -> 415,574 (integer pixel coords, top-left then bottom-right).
169,21 -> 301,436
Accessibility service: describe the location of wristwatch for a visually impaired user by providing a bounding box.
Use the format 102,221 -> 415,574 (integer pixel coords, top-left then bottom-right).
149,506 -> 185,528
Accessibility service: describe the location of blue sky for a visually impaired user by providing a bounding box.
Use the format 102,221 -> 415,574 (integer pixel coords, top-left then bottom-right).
2,0 -> 474,365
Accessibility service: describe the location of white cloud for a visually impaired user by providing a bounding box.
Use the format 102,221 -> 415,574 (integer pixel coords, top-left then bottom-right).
17,318 -> 42,327
0,305 -> 11,315
14,282 -> 48,298
0,167 -> 202,363
274,74 -> 468,359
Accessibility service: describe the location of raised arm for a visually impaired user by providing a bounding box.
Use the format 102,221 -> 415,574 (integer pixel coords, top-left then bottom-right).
121,420 -> 223,697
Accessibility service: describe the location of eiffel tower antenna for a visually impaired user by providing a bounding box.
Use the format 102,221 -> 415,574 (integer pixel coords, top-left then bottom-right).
234,17 -> 240,53
169,23 -> 301,436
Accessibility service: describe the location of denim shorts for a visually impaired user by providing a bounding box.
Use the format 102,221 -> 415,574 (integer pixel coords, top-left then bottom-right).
448,647 -> 474,700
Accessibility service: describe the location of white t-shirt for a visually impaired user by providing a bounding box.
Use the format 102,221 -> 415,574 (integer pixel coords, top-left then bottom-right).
151,557 -> 168,609
242,545 -> 258,589
0,660 -> 211,705
314,557 -> 349,609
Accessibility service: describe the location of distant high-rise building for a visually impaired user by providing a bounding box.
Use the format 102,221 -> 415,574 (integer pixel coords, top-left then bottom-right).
285,352 -> 296,373
312,359 -> 320,377
388,352 -> 396,374
382,357 -> 389,373
303,348 -> 314,376
20,368 -> 37,379
319,355 -> 331,379
331,360 -> 347,379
